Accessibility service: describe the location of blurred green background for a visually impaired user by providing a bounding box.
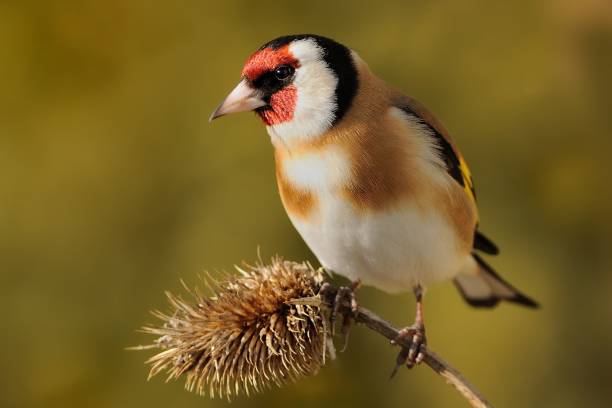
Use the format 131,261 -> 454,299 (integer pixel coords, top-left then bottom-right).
2,0 -> 612,407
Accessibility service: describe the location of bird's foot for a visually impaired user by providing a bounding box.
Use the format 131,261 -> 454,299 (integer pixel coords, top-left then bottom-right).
319,279 -> 360,351
390,323 -> 427,377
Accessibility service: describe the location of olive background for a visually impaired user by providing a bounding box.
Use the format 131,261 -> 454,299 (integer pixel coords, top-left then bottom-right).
1,1 -> 611,407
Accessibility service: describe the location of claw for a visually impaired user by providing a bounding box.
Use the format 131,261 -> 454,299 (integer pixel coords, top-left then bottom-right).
393,324 -> 427,370
391,284 -> 427,375
407,333 -> 418,366
390,346 -> 409,379
340,313 -> 352,352
415,349 -> 426,365
330,286 -> 346,336
319,280 -> 360,346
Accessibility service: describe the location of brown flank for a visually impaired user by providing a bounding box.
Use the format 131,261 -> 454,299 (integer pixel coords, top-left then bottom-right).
275,151 -> 317,220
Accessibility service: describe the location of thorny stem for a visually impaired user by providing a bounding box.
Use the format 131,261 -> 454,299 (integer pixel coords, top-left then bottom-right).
317,288 -> 493,408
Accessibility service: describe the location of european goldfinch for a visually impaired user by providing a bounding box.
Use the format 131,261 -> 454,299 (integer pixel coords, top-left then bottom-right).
210,34 -> 538,368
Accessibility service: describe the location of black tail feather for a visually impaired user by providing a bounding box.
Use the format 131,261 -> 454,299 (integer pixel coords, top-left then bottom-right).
473,230 -> 500,255
454,253 -> 539,308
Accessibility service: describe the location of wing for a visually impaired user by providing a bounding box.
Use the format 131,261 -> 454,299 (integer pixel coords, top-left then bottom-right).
396,96 -> 501,255
397,97 -> 476,204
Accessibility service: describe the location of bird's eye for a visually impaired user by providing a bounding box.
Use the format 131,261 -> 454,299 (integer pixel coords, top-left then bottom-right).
274,65 -> 294,80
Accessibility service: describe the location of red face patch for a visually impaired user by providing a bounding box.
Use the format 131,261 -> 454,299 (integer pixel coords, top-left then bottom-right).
243,45 -> 300,126
257,85 -> 297,126
242,45 -> 299,81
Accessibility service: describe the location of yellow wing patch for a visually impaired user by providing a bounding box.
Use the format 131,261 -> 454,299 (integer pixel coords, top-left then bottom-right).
459,155 -> 476,204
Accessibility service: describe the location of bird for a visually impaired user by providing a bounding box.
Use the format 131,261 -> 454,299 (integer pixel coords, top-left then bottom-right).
210,34 -> 538,370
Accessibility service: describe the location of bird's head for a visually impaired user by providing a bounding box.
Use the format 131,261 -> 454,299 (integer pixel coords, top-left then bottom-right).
210,34 -> 359,143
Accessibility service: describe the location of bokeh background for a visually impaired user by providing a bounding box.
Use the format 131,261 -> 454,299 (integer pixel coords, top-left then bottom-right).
2,0 -> 612,407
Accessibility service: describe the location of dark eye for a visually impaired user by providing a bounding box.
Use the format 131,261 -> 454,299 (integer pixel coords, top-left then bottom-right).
274,65 -> 294,80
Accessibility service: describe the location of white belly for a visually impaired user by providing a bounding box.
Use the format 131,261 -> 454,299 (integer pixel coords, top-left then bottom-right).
276,126 -> 468,294
279,146 -> 466,294
288,195 -> 464,293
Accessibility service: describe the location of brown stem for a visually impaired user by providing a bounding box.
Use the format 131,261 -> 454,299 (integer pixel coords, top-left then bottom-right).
318,289 -> 493,408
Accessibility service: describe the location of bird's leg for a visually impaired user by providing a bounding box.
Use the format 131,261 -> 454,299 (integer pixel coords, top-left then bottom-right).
319,278 -> 361,350
391,285 -> 427,377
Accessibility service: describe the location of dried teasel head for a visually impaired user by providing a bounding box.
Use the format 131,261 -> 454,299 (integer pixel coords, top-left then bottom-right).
133,257 -> 328,399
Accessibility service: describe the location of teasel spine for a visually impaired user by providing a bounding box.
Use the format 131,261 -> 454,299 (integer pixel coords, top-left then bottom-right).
135,258 -> 327,399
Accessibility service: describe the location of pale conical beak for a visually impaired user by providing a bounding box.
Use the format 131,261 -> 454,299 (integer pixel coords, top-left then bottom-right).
209,80 -> 267,122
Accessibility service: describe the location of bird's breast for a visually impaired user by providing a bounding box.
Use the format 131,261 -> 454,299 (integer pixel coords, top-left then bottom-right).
274,143 -> 464,292
275,144 -> 351,221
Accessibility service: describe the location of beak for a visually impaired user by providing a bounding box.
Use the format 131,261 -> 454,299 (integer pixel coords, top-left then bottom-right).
209,80 -> 267,122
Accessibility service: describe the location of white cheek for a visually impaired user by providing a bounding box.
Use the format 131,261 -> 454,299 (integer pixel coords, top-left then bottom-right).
296,62 -> 337,117
267,40 -> 338,145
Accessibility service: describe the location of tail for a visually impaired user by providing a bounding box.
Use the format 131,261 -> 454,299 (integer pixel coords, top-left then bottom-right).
453,253 -> 538,308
